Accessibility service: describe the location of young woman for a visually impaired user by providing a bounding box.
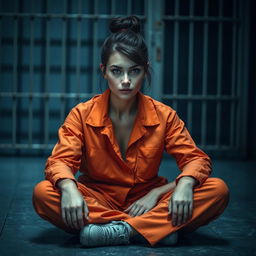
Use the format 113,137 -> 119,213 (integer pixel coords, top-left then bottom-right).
32,16 -> 229,247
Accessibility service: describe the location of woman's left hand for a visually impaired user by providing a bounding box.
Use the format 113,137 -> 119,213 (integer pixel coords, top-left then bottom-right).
168,176 -> 197,226
124,189 -> 161,217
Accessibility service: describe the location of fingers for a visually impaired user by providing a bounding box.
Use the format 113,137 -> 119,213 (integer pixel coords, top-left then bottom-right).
177,203 -> 184,226
171,201 -> 178,226
65,209 -> 74,229
168,200 -> 172,215
189,202 -> 193,219
77,206 -> 84,229
83,201 -> 89,221
124,203 -> 149,217
182,204 -> 188,225
124,204 -> 133,213
62,203 -> 89,230
71,206 -> 80,230
171,200 -> 193,226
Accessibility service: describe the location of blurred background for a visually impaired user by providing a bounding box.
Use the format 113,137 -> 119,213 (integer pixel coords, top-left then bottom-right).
0,0 -> 255,159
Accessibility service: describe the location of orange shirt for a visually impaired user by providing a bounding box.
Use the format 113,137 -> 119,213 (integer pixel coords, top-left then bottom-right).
45,88 -> 211,207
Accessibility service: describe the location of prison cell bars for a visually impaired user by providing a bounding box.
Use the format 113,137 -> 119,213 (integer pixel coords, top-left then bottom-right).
201,0 -> 208,148
161,0 -> 241,152
231,1 -> 237,150
0,0 -> 145,151
28,1 -> 34,147
0,0 -> 249,157
187,0 -> 194,135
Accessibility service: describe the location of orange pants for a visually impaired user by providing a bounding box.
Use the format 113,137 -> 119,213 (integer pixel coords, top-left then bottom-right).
32,177 -> 229,246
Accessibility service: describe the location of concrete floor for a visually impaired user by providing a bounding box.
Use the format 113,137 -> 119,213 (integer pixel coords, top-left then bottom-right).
0,156 -> 255,256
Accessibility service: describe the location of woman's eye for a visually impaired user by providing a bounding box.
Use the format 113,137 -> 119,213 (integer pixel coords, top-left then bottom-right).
111,69 -> 121,75
130,68 -> 141,75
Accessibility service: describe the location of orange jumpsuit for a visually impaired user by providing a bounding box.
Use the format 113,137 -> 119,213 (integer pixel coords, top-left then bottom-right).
32,88 -> 229,246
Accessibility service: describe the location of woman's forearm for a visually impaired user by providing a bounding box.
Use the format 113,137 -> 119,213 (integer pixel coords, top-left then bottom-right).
152,181 -> 176,197
57,178 -> 77,191
152,176 -> 198,198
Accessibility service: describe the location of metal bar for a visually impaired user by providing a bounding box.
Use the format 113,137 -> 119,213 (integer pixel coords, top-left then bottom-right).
44,1 -> 50,147
0,143 -> 236,151
0,143 -> 55,150
76,0 -> 82,100
236,0 -> 241,150
111,0 -> 116,14
238,0 -> 250,157
172,0 -> 179,111
0,92 -> 95,98
0,13 -> 146,20
60,0 -> 67,122
28,13 -> 35,146
187,0 -> 194,133
201,0 -> 209,147
0,8 -> 1,129
92,0 -> 99,93
162,16 -> 239,22
127,0 -> 132,15
216,0 -> 223,147
0,92 -> 239,100
12,13 -> 18,146
147,0 -> 164,100
163,95 -> 238,100
230,0 -> 237,147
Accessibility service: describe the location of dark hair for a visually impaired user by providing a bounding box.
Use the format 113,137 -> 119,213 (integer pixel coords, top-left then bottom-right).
101,16 -> 151,86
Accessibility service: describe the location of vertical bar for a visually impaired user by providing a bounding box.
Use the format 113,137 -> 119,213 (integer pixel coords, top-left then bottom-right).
127,0 -> 132,15
237,0 -> 250,157
172,0 -> 179,111
0,5 -> 2,84
111,0 -> 116,14
230,0 -> 237,148
12,10 -> 19,146
145,0 -> 164,100
216,0 -> 223,148
92,0 -> 99,93
28,13 -> 35,146
76,0 -> 82,101
60,0 -> 67,122
187,0 -> 194,133
201,0 -> 209,147
44,1 -> 50,147
0,1 -> 2,136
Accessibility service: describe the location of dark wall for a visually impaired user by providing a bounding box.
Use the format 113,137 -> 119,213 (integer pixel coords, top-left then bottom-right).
248,0 -> 256,159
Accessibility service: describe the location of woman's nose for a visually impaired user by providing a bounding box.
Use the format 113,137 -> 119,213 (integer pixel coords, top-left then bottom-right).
122,73 -> 131,84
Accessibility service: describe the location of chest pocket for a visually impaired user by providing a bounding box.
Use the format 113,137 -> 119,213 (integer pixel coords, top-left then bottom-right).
136,147 -> 163,181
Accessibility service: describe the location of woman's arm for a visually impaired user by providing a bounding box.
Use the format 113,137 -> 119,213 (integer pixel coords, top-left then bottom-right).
164,111 -> 212,187
168,176 -> 198,226
45,107 -> 85,189
124,180 -> 176,216
57,178 -> 89,230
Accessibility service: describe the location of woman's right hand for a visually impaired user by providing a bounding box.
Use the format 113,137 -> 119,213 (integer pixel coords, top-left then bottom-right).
57,179 -> 89,230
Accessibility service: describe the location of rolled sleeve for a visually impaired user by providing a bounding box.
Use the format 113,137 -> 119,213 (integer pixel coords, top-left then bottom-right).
45,108 -> 84,188
164,111 -> 212,187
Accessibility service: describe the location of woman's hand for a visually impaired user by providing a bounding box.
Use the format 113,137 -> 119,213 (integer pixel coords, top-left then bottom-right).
168,176 -> 197,226
124,189 -> 161,217
57,179 -> 89,230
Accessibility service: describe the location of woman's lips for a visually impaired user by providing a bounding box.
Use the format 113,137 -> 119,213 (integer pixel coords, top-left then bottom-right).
119,89 -> 132,94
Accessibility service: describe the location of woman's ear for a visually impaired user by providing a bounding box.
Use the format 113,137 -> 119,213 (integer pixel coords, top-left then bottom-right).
100,64 -> 106,78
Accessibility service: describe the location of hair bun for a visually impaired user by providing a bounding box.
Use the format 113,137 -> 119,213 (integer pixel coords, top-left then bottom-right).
109,16 -> 141,34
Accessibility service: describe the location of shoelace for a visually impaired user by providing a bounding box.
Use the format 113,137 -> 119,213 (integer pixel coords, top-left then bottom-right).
102,223 -> 128,245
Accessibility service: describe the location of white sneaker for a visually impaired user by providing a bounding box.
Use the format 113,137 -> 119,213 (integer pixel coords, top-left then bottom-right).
158,231 -> 178,246
80,221 -> 131,247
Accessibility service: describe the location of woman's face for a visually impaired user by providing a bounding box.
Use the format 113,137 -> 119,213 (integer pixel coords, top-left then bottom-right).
101,51 -> 146,100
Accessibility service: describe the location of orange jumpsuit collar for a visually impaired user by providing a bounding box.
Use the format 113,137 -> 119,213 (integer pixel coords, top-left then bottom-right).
85,88 -> 160,128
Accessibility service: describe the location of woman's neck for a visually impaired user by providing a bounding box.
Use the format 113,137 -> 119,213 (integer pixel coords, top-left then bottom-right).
109,93 -> 138,120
